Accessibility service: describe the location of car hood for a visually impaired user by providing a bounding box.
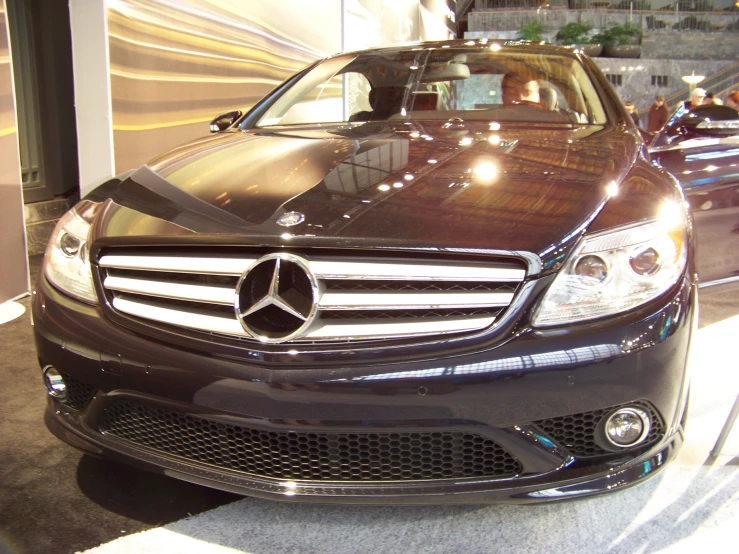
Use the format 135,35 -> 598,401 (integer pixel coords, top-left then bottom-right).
95,121 -> 638,262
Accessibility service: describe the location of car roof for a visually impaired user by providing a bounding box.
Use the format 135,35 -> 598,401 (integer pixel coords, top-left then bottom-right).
334,40 -> 583,60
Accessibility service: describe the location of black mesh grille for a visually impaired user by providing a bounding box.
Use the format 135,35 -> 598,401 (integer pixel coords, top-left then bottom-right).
60,374 -> 96,411
101,401 -> 523,481
532,401 -> 664,457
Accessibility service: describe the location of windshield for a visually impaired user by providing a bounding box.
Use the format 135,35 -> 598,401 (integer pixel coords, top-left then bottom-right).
255,45 -> 608,128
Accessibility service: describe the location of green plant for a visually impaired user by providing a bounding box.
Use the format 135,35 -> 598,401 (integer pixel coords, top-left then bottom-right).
517,19 -> 546,42
592,23 -> 642,47
555,21 -> 593,45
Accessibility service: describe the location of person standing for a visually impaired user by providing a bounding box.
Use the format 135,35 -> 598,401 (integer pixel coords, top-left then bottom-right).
647,95 -> 669,132
704,92 -> 723,105
727,90 -> 739,111
625,101 -> 641,128
683,88 -> 706,111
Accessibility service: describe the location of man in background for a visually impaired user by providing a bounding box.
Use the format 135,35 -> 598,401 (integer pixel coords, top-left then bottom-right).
684,87 -> 706,111
704,92 -> 723,105
501,73 -> 540,105
647,95 -> 669,132
625,101 -> 641,128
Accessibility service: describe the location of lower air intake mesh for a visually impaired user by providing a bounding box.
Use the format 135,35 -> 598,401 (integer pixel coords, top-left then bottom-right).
532,401 -> 664,457
101,401 -> 522,481
60,374 -> 96,412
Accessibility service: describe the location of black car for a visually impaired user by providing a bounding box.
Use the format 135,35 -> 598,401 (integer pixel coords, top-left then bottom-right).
35,41 -> 733,504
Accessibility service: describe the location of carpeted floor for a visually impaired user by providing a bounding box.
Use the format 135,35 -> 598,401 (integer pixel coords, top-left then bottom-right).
0,261 -> 238,554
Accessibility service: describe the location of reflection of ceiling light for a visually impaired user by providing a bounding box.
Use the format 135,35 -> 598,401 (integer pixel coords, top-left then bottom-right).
393,182 -> 404,188
343,214 -> 350,218
465,41 -> 475,45
281,233 -> 293,240
705,165 -> 718,172
480,38 -> 488,44
489,122 -> 500,131
459,137 -> 473,146
473,162 -> 498,183
423,135 -> 433,141
409,65 -> 418,70
659,200 -> 682,230
621,66 -> 626,71
378,184 -> 390,191
400,108 -> 407,116
488,134 -> 501,145
362,199 -> 371,203
441,45 -> 450,49
490,43 -> 501,51
410,132 -> 420,138
428,159 -> 438,164
403,174 -> 414,181
606,181 -> 619,197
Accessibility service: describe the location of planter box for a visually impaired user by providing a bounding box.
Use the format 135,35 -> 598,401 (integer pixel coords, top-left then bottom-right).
602,45 -> 642,58
576,44 -> 603,57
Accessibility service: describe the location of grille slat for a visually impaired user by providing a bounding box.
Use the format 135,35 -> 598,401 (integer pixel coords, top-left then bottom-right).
101,401 -> 523,481
99,251 -> 526,343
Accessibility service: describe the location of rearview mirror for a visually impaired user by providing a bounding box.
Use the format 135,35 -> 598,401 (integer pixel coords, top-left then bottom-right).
419,63 -> 470,83
209,110 -> 242,132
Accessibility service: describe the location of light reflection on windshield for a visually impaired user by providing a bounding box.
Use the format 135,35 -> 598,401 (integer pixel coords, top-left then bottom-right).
256,45 -> 608,128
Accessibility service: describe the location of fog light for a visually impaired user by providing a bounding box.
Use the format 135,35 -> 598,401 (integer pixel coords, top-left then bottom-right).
43,366 -> 67,400
604,408 -> 650,448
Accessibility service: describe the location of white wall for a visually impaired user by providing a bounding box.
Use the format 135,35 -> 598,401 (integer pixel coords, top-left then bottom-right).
0,0 -> 28,303
69,0 -> 115,198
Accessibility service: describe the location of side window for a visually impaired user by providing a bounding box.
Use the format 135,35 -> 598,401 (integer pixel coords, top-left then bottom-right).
277,72 -> 373,126
276,73 -> 345,126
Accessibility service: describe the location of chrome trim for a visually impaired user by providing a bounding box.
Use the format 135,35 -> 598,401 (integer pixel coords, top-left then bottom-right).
113,297 -> 245,336
696,120 -> 739,130
318,291 -> 514,309
104,275 -> 235,305
698,275 -> 739,289
604,407 -> 651,449
99,254 -> 256,275
112,297 -> 496,341
234,253 -> 320,344
310,260 -> 525,281
303,315 -> 498,340
101,251 -> 526,342
649,136 -> 739,153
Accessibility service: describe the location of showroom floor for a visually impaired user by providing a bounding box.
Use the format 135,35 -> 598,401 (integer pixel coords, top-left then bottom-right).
1,263 -> 737,554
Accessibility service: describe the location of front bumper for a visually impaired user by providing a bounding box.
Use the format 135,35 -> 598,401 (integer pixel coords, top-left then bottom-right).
34,271 -> 696,504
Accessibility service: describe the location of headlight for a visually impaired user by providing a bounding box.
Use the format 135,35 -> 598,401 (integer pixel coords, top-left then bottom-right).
533,204 -> 688,327
44,201 -> 100,304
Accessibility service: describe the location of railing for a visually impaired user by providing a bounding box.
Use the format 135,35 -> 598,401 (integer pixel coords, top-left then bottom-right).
663,62 -> 739,112
467,8 -> 739,33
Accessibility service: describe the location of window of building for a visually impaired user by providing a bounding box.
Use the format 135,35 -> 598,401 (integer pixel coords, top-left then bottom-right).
606,74 -> 623,87
651,75 -> 668,87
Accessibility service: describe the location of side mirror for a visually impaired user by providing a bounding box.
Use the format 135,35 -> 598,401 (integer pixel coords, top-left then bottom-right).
209,110 -> 242,132
667,105 -> 739,140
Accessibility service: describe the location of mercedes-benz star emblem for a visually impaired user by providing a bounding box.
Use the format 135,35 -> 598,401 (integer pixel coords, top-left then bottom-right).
276,211 -> 305,227
235,254 -> 318,343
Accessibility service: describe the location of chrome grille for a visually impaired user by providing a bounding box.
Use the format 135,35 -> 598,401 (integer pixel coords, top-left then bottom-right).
99,251 -> 526,342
